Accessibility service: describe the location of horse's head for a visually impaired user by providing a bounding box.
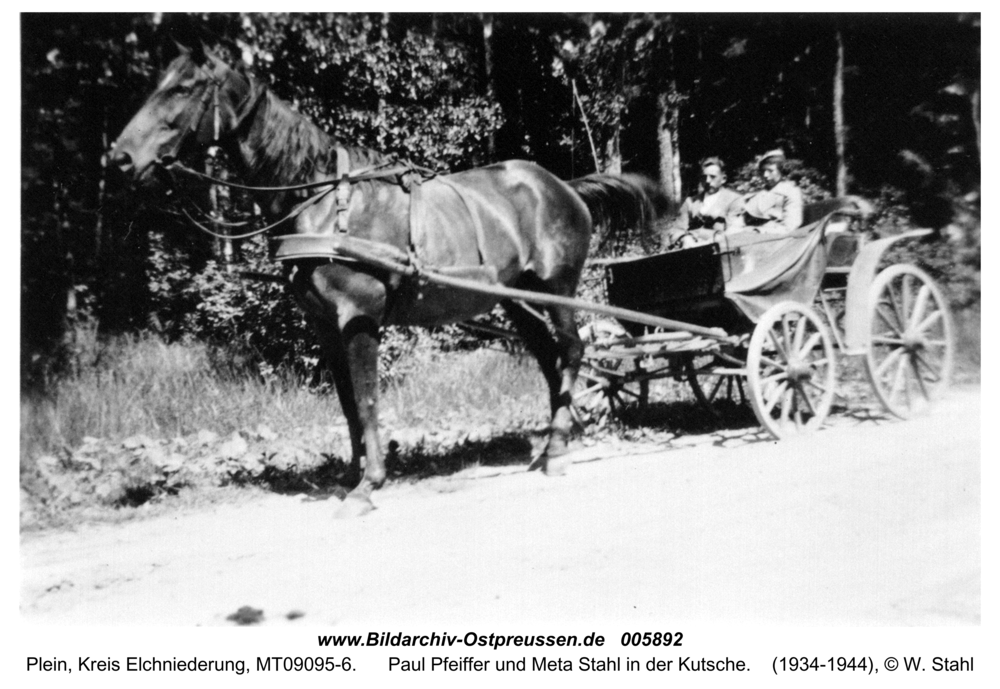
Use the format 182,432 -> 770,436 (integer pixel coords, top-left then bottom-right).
110,43 -> 258,187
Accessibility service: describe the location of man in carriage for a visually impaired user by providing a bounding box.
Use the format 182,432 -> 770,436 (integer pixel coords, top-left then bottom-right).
662,156 -> 744,249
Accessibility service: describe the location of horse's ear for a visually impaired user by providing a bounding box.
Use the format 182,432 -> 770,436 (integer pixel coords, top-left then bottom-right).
173,40 -> 191,56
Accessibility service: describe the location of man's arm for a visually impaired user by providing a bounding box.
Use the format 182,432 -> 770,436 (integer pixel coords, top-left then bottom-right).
671,197 -> 693,231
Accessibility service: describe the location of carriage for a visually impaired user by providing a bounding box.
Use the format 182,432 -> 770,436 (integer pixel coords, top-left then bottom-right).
575,203 -> 954,438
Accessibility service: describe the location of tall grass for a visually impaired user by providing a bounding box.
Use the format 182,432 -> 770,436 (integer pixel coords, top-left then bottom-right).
382,347 -> 548,430
20,329 -> 552,466
20,330 -> 343,462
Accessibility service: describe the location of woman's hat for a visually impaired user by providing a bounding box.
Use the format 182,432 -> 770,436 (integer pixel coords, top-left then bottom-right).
757,149 -> 787,168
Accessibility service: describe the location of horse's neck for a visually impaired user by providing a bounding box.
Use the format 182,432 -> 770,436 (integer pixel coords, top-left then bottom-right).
232,91 -> 336,191
228,87 -> 399,219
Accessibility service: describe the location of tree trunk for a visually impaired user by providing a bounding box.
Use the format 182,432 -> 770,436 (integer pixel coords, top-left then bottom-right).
657,92 -> 681,205
604,123 -> 622,174
481,13 -> 496,161
658,25 -> 682,204
833,29 -> 848,197
95,102 -> 109,261
971,86 -> 981,162
573,79 -> 601,173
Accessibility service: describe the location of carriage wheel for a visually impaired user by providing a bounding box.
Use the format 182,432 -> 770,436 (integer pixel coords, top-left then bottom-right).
747,302 -> 837,439
685,353 -> 747,417
606,366 -> 650,420
576,359 -> 649,421
864,264 -> 954,418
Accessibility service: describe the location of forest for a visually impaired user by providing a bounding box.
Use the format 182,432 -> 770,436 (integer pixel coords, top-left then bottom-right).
21,12 -> 981,382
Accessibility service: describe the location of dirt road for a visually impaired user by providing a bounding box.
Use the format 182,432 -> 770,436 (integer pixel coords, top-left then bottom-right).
21,387 -> 980,626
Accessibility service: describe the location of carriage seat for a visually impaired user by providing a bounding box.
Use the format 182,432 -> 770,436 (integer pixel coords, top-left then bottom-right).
802,195 -> 874,230
803,196 -> 874,270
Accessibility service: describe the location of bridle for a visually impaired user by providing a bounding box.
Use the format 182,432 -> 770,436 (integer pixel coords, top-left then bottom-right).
151,58 -> 263,176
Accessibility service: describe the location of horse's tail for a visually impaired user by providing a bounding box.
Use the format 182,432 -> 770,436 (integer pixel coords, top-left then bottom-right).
567,173 -> 671,245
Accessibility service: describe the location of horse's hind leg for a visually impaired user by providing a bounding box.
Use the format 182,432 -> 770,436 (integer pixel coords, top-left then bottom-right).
502,300 -> 580,475
546,303 -> 584,450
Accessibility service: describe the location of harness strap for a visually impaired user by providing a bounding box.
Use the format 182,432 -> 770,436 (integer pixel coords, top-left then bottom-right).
335,146 -> 352,233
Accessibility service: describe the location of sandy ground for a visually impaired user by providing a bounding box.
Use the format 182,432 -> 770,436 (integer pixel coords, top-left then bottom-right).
20,387 -> 979,627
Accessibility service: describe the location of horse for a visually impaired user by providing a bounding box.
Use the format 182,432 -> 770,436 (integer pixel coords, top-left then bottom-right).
110,44 -> 668,516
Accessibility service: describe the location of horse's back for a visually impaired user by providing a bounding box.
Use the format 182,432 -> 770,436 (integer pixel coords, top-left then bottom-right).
385,160 -> 592,326
438,160 -> 592,277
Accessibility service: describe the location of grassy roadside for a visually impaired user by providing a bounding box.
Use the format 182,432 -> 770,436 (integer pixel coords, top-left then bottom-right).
20,305 -> 979,532
19,331 -> 553,530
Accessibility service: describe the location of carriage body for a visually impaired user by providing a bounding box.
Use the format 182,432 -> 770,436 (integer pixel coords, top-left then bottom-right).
579,201 -> 955,438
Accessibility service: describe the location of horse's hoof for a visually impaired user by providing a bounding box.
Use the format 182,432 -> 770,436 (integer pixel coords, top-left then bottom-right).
543,454 -> 569,477
334,494 -> 376,519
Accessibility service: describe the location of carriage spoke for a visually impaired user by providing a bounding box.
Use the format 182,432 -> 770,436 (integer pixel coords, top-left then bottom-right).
793,316 -> 807,353
762,372 -> 785,386
908,284 -> 932,332
886,280 -> 905,330
780,387 -> 794,425
759,351 -> 787,371
888,354 -> 909,406
767,329 -> 790,362
799,331 -> 823,355
900,274 -> 914,324
915,308 -> 943,335
796,383 -> 817,417
578,382 -> 604,397
875,346 -> 906,379
781,315 -> 793,355
875,302 -> 902,335
763,380 -> 789,416
912,351 -> 944,383
708,375 -> 726,402
804,378 -> 832,396
911,357 -> 930,399
872,335 -> 906,346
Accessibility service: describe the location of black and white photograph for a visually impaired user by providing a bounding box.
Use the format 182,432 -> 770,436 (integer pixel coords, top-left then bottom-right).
17,8 -> 985,683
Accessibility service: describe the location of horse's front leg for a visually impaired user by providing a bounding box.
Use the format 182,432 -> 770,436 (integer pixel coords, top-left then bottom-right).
293,263 -> 387,517
312,319 -> 372,490
334,316 -> 385,517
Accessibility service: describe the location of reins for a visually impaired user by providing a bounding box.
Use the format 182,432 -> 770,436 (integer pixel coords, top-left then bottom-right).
166,158 -> 432,194
168,158 -> 437,242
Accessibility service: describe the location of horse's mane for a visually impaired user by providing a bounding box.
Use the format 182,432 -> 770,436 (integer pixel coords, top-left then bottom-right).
243,78 -> 397,186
